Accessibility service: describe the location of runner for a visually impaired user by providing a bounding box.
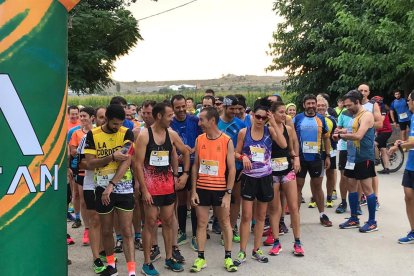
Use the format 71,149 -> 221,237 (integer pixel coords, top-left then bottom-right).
335,90 -> 378,233
294,94 -> 332,227
135,102 -> 190,276
202,95 -> 215,109
110,96 -> 135,131
285,103 -> 297,118
235,94 -> 252,127
335,98 -> 346,117
190,107 -> 238,273
84,104 -> 136,276
186,97 -> 196,114
388,91 -> 414,243
390,90 -> 412,141
67,105 -> 80,130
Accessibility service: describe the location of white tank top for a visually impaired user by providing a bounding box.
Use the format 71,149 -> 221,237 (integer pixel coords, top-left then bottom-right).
363,101 -> 374,113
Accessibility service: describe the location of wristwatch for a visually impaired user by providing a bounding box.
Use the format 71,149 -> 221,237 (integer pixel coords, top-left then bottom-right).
226,189 -> 232,195
109,180 -> 116,186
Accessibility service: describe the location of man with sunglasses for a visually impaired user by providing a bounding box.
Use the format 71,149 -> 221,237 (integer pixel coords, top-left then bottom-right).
202,95 -> 215,109
215,96 -> 224,116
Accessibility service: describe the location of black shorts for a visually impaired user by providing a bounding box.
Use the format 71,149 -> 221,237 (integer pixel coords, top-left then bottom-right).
95,186 -> 134,214
329,156 -> 337,170
402,170 -> 414,189
344,160 -> 376,180
375,132 -> 392,149
338,151 -> 347,171
197,188 -> 225,207
84,190 -> 95,210
240,174 -> 274,203
75,175 -> 84,186
297,160 -> 324,178
235,169 -> 243,182
152,193 -> 176,207
399,121 -> 411,131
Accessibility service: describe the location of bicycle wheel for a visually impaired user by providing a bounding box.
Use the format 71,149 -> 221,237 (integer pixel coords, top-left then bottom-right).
381,143 -> 405,173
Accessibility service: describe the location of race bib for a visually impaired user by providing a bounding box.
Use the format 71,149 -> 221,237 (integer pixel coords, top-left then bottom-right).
150,151 -> 169,166
271,157 -> 289,172
345,161 -> 355,170
95,168 -> 116,188
199,160 -> 219,176
302,141 -> 318,154
250,146 -> 265,162
178,166 -> 183,173
399,112 -> 408,120
330,149 -> 337,157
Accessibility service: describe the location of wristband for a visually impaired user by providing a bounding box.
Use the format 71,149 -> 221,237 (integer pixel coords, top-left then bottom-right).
109,180 -> 116,186
238,154 -> 245,161
111,153 -> 115,161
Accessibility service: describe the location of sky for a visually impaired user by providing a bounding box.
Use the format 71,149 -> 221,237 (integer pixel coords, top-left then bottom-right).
111,0 -> 284,82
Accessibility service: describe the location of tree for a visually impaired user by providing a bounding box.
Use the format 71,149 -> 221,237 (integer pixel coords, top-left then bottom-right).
68,0 -> 142,94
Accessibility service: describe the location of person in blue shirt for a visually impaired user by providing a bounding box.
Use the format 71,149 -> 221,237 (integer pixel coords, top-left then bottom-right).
110,96 -> 134,131
218,95 -> 246,242
293,94 -> 332,227
389,91 -> 414,244
235,94 -> 252,127
171,94 -> 203,252
390,90 -> 412,141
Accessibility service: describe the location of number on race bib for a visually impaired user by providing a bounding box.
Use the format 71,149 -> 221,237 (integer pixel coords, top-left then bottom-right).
150,151 -> 169,166
250,146 -> 265,162
345,161 -> 355,170
303,141 -> 318,154
199,160 -> 219,176
271,157 -> 289,171
399,112 -> 408,120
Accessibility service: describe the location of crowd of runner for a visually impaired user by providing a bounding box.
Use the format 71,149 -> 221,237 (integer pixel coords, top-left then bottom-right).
66,86 -> 414,276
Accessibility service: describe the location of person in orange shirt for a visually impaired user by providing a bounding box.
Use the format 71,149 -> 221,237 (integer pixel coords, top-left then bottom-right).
67,105 -> 80,131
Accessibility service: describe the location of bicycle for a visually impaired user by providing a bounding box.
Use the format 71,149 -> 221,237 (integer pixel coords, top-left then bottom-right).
375,142 -> 405,173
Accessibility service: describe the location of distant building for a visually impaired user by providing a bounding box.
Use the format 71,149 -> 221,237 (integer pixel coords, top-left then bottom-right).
169,84 -> 196,91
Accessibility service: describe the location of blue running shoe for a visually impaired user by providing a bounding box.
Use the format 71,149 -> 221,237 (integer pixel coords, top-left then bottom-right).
359,220 -> 378,233
398,231 -> 414,244
141,263 -> 159,276
165,258 -> 184,272
339,217 -> 360,229
335,202 -> 347,214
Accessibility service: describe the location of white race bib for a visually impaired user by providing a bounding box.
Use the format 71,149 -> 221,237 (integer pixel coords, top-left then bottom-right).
303,141 -> 318,154
95,168 -> 116,188
250,146 -> 265,162
178,166 -> 183,173
345,161 -> 355,170
271,157 -> 289,172
330,149 -> 337,157
150,151 -> 169,166
199,160 -> 219,176
399,112 -> 408,120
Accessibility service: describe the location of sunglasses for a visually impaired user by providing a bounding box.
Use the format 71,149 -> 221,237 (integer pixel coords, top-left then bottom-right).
215,102 -> 223,106
254,114 -> 267,121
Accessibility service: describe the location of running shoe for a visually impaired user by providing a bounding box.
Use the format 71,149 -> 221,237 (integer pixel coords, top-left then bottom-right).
67,234 -> 75,245
252,249 -> 268,263
82,229 -> 90,246
308,200 -> 317,208
135,237 -> 143,251
280,221 -> 289,234
398,231 -> 414,244
320,214 -> 333,227
92,258 -> 106,274
264,216 -> 271,231
360,195 -> 367,206
263,227 -> 272,237
177,230 -> 187,245
72,219 -> 82,228
359,220 -> 378,233
376,199 -> 381,211
378,168 -> 390,174
101,265 -> 117,276
263,233 -> 274,246
326,200 -> 334,208
232,229 -> 240,243
339,217 -> 360,229
335,202 -> 347,214
67,212 -> 75,222
268,243 -> 282,256
293,242 -> 305,257
190,258 -> 207,272
212,217 -> 221,234
141,263 -> 159,276
190,236 -> 198,251
357,206 -> 363,216
332,190 -> 338,200
150,245 -> 161,262
172,247 -> 185,263
224,257 -> 237,272
233,251 -> 246,266
114,239 -> 123,253
165,258 -> 184,272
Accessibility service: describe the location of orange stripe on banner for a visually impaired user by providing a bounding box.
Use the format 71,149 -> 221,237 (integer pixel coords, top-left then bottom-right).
0,0 -> 53,54
0,86 -> 67,218
58,0 -> 80,12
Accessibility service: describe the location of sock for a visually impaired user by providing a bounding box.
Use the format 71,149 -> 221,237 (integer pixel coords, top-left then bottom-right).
99,250 -> 106,257
127,261 -> 136,276
198,251 -> 205,259
152,244 -> 158,250
225,250 -> 231,259
252,219 -> 256,225
106,255 -> 115,268
341,199 -> 347,205
116,234 -> 122,241
319,212 -> 325,218
191,208 -> 197,237
348,192 -> 359,217
273,239 -> 280,246
75,213 -> 80,220
367,193 -> 376,222
177,205 -> 187,233
253,248 -> 260,254
135,232 -> 141,239
327,195 -> 332,201
294,238 -> 300,244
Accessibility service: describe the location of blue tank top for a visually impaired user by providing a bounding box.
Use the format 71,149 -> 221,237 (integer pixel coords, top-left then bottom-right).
346,111 -> 375,163
241,126 -> 272,178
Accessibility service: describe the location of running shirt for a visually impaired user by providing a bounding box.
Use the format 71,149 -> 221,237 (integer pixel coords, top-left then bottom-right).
123,119 -> 134,131
84,126 -> 134,194
69,128 -> 88,176
322,115 -> 337,157
377,105 -> 392,133
293,113 -> 329,161
67,125 -> 81,143
337,110 -> 353,151
335,107 -> 346,116
67,120 -> 80,131
77,135 -> 95,191
143,127 -> 174,196
196,133 -> 231,191
271,124 -> 292,176
218,117 -> 246,170
363,101 -> 375,113
391,98 -> 412,122
405,115 -> 414,171
241,126 -> 272,178
170,115 -> 202,165
242,114 -> 252,128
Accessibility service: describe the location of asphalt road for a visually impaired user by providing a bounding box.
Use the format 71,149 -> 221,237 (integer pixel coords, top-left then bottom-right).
68,166 -> 414,276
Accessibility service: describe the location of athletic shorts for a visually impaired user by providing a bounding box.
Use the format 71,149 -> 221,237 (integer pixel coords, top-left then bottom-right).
402,170 -> 414,189
240,174 -> 274,202
272,170 -> 296,185
375,132 -> 392,149
344,160 -> 376,180
95,186 -> 134,214
152,193 -> 176,207
297,160 -> 324,178
75,175 -> 84,186
399,121 -> 411,131
197,188 -> 225,207
338,151 -> 348,171
328,156 -> 337,170
235,169 -> 243,182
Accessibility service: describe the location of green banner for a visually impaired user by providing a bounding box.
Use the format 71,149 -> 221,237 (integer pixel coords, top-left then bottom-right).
0,1 -> 78,275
